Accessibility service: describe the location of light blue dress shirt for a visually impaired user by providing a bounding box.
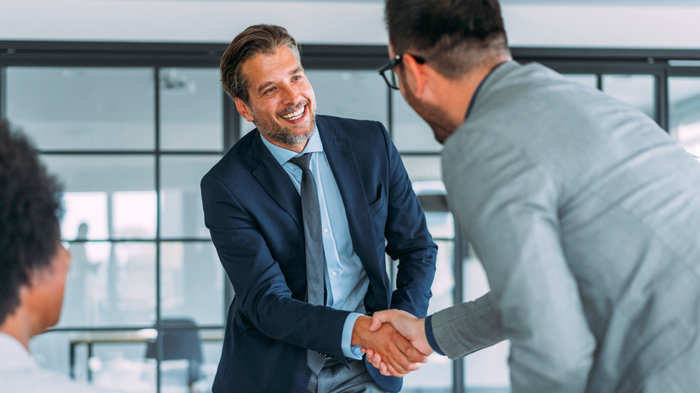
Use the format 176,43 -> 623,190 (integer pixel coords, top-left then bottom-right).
260,129 -> 366,359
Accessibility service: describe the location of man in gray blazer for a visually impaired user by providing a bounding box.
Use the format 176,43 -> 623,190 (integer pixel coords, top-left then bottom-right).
363,0 -> 700,392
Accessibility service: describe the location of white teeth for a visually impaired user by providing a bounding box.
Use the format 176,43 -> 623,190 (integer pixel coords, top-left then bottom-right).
281,106 -> 305,120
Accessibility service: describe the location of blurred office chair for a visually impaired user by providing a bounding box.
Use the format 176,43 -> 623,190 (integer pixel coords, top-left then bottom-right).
146,318 -> 203,393
417,193 -> 449,213
414,181 -> 450,213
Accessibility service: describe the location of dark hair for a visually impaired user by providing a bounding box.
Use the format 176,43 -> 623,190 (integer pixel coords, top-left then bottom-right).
220,24 -> 301,104
385,0 -> 509,78
0,120 -> 63,325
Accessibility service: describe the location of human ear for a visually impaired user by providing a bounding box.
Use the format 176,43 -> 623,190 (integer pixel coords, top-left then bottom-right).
402,54 -> 427,98
235,97 -> 255,122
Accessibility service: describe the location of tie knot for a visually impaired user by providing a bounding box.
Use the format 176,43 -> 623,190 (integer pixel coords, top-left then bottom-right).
288,153 -> 312,172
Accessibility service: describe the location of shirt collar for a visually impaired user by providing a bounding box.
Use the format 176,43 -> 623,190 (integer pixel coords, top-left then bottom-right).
0,332 -> 36,369
259,125 -> 323,166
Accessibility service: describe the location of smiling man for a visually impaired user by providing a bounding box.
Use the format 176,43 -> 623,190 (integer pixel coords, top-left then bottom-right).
200,25 -> 437,393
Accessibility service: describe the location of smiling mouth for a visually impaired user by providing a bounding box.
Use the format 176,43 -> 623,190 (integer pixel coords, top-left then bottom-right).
280,105 -> 305,121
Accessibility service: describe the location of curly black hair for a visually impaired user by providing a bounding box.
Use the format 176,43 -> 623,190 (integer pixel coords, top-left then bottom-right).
0,120 -> 63,325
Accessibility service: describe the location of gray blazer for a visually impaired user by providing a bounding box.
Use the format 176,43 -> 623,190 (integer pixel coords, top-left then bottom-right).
433,61 -> 700,393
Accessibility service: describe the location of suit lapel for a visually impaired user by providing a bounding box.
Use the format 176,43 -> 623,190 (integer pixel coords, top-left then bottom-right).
318,117 -> 378,270
250,132 -> 303,231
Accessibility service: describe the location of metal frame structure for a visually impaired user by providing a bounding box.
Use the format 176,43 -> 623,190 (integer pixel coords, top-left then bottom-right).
2,41 -> 700,393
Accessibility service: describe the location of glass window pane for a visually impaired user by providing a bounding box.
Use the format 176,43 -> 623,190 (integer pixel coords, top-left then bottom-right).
161,242 -> 225,326
6,67 -> 155,151
30,331 -> 157,391
42,155 -> 156,240
463,249 -> 511,392
669,77 -> 700,159
398,240 -> 454,392
602,75 -> 656,120
198,338 -> 224,391
159,330 -> 224,391
160,68 -> 223,151
402,155 -> 442,183
393,155 -> 453,390
59,242 -> 156,327
403,155 -> 453,239
306,70 -> 388,124
563,74 -> 598,89
240,115 -> 256,139
393,90 -> 443,153
160,155 -> 221,239
416,186 -> 453,241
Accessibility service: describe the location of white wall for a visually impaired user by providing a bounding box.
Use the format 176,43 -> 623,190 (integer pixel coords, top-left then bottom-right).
0,1 -> 387,44
504,5 -> 700,49
1,0 -> 700,49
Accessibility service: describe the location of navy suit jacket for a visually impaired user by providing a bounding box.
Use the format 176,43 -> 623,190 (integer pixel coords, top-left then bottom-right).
201,115 -> 437,393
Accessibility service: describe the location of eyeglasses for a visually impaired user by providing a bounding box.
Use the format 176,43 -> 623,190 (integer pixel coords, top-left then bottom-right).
377,54 -> 426,90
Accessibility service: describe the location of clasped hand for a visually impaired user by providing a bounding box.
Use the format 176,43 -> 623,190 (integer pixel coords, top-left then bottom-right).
352,310 -> 434,377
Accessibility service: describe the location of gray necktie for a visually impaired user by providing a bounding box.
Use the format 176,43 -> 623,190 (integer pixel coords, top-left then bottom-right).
288,153 -> 327,375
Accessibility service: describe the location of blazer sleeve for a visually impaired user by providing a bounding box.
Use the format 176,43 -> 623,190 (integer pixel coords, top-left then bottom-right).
379,123 -> 438,318
443,130 -> 596,393
430,292 -> 507,358
201,174 -> 351,360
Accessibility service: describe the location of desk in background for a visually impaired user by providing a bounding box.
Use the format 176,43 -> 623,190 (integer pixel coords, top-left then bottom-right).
69,329 -> 224,381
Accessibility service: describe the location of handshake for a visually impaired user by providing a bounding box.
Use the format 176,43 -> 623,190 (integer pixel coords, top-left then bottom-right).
351,310 -> 434,377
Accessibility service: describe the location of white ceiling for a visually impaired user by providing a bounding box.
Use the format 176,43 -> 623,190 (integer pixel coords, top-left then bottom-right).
160,0 -> 700,4
4,0 -> 700,47
77,0 -> 700,3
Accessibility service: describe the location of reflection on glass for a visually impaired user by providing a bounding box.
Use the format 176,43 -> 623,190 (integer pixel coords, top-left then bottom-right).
463,249 -> 511,392
393,90 -> 443,153
30,332 -> 156,392
563,74 -> 598,89
602,75 -> 656,120
306,70 -> 388,124
6,67 -> 155,151
160,156 -> 221,239
161,242 -> 225,326
58,242 -> 156,327
160,68 -> 223,151
669,77 -> 700,159
42,155 -> 156,240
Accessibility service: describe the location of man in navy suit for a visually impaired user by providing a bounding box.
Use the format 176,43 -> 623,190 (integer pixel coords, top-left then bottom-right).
200,25 -> 437,393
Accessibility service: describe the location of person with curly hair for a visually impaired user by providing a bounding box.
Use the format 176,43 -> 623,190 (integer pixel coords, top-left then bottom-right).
0,120 -> 115,393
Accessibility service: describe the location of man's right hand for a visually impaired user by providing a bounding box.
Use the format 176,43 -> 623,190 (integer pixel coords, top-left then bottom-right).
351,315 -> 428,377
361,309 -> 434,376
